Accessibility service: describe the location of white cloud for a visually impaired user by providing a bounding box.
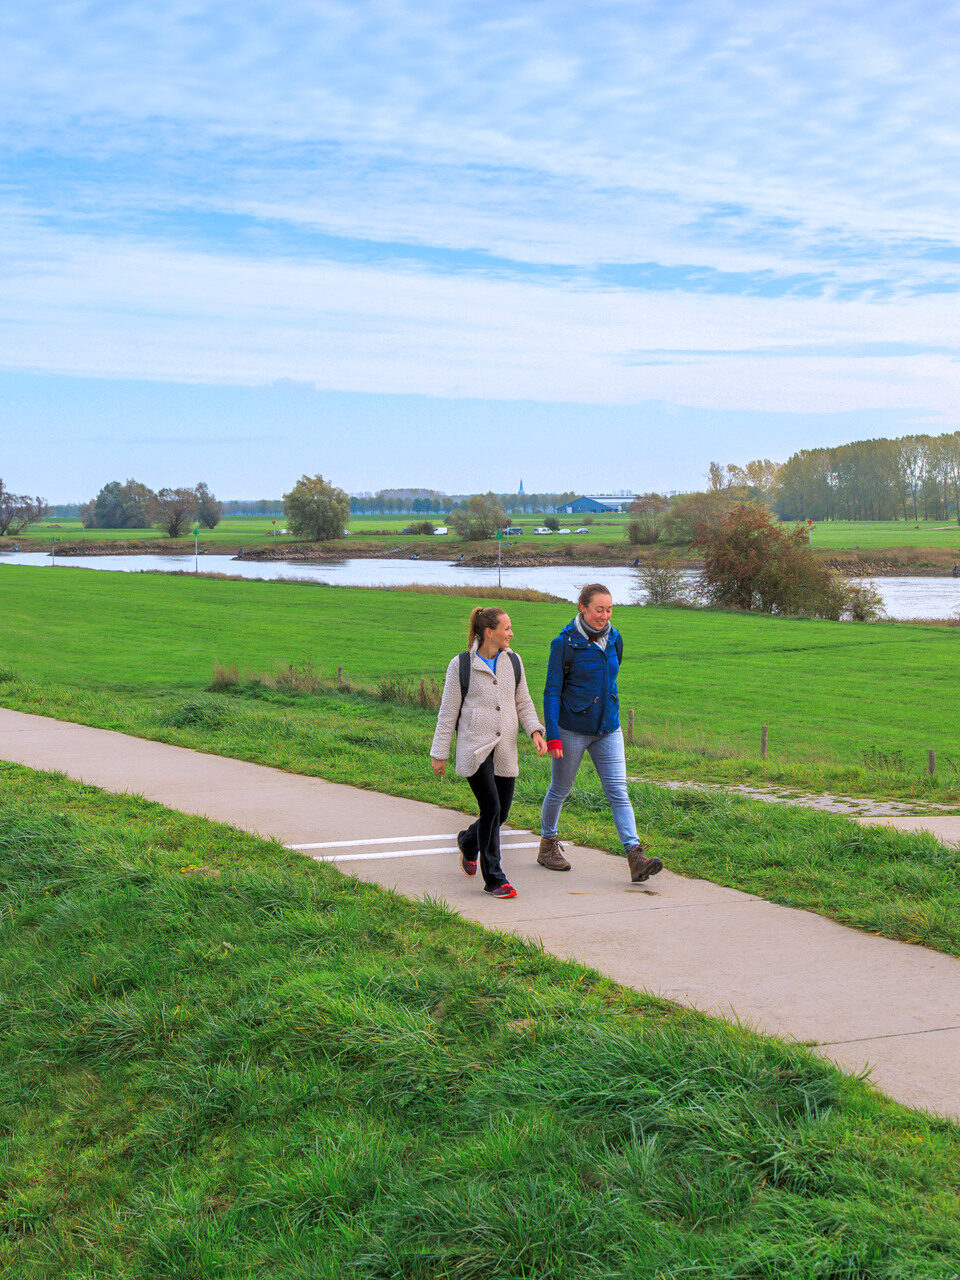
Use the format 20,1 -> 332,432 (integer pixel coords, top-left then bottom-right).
2,225 -> 958,421
2,0 -> 960,429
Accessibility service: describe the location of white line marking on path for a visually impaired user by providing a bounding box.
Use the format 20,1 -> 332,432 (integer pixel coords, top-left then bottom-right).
300,841 -> 541,863
290,831 -> 532,851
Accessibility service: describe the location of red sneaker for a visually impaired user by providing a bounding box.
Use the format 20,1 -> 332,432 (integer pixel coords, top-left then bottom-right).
457,830 -> 477,877
485,883 -> 517,898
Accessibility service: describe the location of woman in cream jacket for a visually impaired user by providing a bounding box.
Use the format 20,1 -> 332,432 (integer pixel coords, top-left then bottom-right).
431,606 -> 547,898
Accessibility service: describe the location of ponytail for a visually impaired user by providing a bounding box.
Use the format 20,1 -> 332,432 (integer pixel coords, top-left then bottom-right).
468,605 -> 506,649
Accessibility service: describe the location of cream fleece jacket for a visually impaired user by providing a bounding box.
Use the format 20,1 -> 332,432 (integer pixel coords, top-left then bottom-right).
430,648 -> 545,777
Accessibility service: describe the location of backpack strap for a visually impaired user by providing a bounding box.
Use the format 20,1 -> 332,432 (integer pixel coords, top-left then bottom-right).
561,635 -> 574,677
455,650 -> 471,729
614,632 -> 623,665
508,651 -> 522,685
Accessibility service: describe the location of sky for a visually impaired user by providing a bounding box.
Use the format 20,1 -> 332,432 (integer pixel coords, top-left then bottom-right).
2,1 -> 959,502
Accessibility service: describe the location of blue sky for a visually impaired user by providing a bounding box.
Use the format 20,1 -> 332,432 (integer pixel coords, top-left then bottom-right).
3,1 -> 959,501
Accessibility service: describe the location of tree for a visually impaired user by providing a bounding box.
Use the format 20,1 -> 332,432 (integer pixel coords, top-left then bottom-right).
84,479 -> 155,529
660,489 -> 739,545
153,487 -> 199,539
450,493 -> 507,541
195,482 -> 223,529
694,504 -> 842,617
0,479 -> 46,535
283,474 -> 350,541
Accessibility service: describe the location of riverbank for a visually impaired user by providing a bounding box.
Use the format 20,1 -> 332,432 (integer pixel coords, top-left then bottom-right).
7,533 -> 960,575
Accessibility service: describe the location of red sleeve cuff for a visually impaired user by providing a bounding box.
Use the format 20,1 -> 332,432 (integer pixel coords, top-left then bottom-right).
546,739 -> 562,752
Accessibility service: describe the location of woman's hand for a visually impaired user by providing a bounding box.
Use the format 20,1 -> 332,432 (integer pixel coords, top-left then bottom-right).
548,746 -> 563,759
431,758 -> 446,777
531,731 -> 548,757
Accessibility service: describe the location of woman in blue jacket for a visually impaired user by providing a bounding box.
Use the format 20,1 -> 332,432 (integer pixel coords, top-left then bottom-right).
538,583 -> 664,883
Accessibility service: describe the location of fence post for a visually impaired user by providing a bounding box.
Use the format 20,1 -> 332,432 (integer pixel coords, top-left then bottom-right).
627,709 -> 634,745
929,749 -> 936,776
337,666 -> 345,689
761,726 -> 768,759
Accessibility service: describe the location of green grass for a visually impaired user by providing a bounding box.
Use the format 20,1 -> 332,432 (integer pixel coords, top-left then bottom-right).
26,513 -> 960,555
807,519 -> 960,551
3,565 -> 960,797
3,661 -> 960,957
3,764 -> 960,1279
5,567 -> 960,952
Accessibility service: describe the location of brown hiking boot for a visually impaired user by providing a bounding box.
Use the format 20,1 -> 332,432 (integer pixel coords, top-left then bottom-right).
626,844 -> 663,883
537,836 -> 571,872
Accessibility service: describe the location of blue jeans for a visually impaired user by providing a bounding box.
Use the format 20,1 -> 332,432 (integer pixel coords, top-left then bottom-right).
540,727 -> 639,850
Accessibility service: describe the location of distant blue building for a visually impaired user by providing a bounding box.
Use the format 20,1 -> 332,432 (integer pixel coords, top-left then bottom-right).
558,496 -> 633,514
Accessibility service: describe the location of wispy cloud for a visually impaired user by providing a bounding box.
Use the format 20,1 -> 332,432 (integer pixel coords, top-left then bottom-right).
2,1 -> 960,436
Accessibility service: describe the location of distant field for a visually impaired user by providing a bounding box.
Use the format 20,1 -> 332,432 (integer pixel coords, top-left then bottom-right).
26,514 -> 960,555
807,519 -> 960,551
30,513 -> 632,548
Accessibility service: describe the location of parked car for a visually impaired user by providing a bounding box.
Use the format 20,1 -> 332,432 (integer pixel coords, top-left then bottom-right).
574,527 -> 590,534
533,527 -> 552,535
556,527 -> 571,535
501,525 -> 523,535
433,526 -> 448,535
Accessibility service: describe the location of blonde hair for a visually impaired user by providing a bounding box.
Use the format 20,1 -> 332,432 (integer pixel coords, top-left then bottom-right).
468,605 -> 506,649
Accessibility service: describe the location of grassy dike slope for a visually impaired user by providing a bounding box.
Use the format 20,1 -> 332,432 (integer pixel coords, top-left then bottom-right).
3,564 -> 960,787
3,765 -> 960,1279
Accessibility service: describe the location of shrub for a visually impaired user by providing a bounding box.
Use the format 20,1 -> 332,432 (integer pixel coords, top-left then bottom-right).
407,520 -> 435,535
543,516 -> 560,531
841,580 -> 886,622
695,504 -> 841,617
636,559 -> 689,606
660,490 -> 737,546
627,517 -> 661,545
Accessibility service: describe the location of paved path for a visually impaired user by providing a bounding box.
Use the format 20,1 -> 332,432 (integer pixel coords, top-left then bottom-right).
3,707 -> 959,1121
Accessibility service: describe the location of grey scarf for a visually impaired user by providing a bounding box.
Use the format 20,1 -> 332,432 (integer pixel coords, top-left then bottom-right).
574,614 -> 610,651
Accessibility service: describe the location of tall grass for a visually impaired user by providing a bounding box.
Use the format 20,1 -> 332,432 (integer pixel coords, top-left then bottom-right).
3,765 -> 960,1278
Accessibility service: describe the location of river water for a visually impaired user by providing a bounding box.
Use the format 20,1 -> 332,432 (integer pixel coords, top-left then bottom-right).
3,551 -> 960,620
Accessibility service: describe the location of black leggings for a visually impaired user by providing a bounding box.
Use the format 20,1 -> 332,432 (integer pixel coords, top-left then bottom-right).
462,751 -> 516,890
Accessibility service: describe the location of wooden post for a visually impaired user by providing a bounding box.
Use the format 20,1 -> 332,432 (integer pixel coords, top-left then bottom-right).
929,749 -> 936,776
627,709 -> 634,745
761,726 -> 769,759
337,666 -> 345,689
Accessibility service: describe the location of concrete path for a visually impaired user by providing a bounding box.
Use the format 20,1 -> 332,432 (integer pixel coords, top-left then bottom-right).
2,707 -> 959,1122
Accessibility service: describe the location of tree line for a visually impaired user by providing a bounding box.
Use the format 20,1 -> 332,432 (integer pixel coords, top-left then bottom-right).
80,480 -> 224,537
775,431 -> 960,523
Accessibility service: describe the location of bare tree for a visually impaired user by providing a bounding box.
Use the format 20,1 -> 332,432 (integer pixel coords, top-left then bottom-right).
0,479 -> 47,536
153,487 -> 199,538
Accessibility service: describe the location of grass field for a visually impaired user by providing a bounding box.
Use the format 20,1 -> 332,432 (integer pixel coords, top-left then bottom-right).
2,565 -> 958,793
3,764 -> 960,1279
4,567 -> 960,955
24,514 -> 960,556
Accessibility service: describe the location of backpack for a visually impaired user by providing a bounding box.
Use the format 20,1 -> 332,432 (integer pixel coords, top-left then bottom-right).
455,649 -> 522,729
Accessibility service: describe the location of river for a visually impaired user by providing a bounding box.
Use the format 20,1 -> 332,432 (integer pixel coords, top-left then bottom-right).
3,552 -> 960,620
